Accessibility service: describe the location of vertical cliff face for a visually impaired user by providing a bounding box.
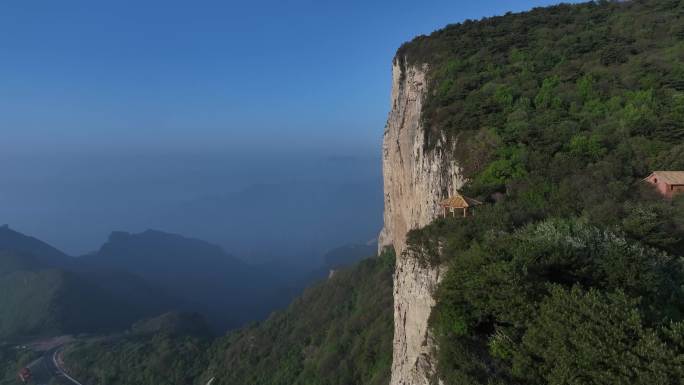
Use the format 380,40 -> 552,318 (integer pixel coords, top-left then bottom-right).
379,60 -> 465,385
378,62 -> 465,255
391,253 -> 447,385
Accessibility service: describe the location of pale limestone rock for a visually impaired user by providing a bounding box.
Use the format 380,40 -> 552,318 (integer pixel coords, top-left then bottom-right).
379,61 -> 465,254
392,250 -> 447,385
379,60 -> 465,385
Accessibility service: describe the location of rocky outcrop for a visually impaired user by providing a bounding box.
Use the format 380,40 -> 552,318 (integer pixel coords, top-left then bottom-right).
392,250 -> 447,385
379,60 -> 465,385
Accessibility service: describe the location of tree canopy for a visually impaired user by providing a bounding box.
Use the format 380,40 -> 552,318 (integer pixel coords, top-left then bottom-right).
399,1 -> 684,382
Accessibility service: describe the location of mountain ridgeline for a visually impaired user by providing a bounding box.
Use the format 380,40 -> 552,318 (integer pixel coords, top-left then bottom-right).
0,226 -> 174,338
0,225 -> 312,339
81,229 -> 298,330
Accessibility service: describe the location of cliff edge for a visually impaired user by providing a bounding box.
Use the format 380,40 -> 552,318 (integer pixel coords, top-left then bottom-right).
379,58 -> 464,385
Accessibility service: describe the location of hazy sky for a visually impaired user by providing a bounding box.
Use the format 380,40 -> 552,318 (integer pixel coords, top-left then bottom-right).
0,0 -> 583,154
1,1 -> 584,259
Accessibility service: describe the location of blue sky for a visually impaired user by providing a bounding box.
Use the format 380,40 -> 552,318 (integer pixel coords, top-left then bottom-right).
0,0 -> 584,155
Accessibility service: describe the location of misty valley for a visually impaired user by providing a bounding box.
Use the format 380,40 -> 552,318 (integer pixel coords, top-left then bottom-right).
4,0 -> 684,384
0,224 -> 381,385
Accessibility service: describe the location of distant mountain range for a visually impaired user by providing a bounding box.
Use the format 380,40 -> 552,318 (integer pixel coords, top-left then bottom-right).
79,229 -> 299,330
1,153 -> 383,266
0,225 -> 375,339
155,179 -> 383,265
0,226 -> 177,338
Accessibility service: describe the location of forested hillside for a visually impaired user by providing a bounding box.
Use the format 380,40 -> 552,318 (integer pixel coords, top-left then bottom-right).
0,226 -> 308,339
397,0 -> 684,383
0,227 -> 178,338
203,250 -> 394,385
63,251 -> 395,385
0,265 -> 139,338
64,333 -> 211,385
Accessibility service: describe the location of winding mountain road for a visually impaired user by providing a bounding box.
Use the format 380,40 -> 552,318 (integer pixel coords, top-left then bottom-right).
27,346 -> 85,385
51,347 -> 85,385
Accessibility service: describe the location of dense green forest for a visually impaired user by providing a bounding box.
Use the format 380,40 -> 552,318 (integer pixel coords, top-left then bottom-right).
63,251 -> 394,385
399,0 -> 684,383
65,334 -> 211,385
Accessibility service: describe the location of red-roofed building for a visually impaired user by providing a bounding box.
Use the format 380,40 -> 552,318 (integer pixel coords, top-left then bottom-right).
644,171 -> 684,199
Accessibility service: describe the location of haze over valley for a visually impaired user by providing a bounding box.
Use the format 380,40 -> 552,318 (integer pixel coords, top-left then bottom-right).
0,149 -> 382,268
3,1 -> 684,385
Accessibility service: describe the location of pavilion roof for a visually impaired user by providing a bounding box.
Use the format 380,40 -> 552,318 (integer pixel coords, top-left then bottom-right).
439,193 -> 483,209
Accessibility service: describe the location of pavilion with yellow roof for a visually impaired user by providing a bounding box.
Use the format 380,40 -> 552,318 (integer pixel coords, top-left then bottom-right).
439,192 -> 483,218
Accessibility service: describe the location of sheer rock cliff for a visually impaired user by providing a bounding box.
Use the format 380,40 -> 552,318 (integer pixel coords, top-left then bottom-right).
379,59 -> 465,385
